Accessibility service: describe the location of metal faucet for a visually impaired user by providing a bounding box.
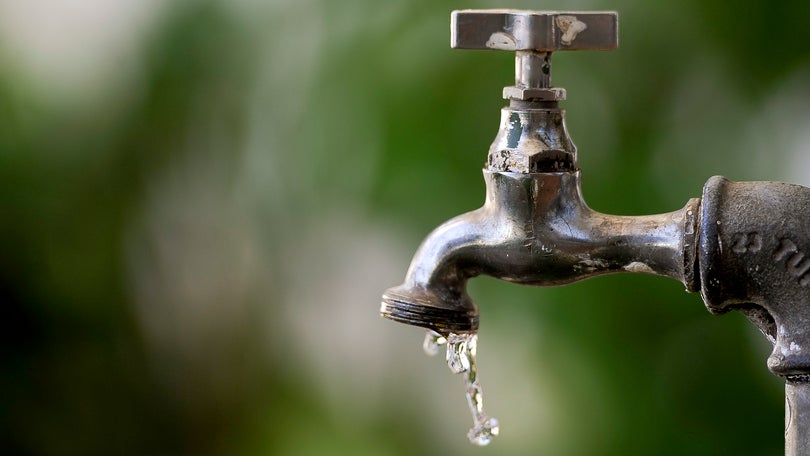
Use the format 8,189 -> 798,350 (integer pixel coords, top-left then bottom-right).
380,10 -> 810,454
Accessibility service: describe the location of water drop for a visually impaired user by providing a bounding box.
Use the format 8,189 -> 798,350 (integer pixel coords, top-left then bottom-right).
423,330 -> 446,356
446,333 -> 471,374
468,417 -> 500,446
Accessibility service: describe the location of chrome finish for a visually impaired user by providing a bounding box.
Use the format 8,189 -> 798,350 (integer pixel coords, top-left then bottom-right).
380,170 -> 699,333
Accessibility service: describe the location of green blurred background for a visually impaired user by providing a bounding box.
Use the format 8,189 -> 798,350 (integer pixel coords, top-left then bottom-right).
1,0 -> 809,454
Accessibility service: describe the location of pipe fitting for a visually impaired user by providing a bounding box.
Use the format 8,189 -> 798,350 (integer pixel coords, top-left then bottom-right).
697,176 -> 810,377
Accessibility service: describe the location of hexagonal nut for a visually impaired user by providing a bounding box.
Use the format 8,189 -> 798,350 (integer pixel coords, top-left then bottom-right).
502,86 -> 567,101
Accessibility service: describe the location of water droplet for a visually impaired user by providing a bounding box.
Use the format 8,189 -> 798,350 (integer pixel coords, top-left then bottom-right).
423,330 -> 446,356
424,331 -> 499,446
468,417 -> 499,446
446,333 -> 471,374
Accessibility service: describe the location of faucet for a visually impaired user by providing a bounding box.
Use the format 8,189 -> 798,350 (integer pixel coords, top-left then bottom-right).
380,10 -> 810,455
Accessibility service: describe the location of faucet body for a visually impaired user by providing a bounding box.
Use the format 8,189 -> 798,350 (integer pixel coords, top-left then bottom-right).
382,106 -> 698,334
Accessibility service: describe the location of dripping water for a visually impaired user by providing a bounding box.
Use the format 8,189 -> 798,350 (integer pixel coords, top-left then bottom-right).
423,330 -> 500,446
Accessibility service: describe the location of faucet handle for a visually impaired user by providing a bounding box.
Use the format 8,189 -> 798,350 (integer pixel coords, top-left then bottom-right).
451,10 -> 618,100
451,10 -> 618,52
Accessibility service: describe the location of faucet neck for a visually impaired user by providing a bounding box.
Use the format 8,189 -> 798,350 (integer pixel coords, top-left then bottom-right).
487,104 -> 578,173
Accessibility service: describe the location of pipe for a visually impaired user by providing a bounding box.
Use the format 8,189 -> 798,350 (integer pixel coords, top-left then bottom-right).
786,379 -> 810,456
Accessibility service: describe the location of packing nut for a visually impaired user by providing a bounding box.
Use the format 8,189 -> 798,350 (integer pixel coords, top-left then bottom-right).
502,87 -> 567,101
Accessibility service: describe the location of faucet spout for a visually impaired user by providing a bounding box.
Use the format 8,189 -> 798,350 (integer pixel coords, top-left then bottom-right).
381,170 -> 700,334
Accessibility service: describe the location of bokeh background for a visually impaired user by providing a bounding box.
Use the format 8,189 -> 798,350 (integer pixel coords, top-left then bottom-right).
1,0 -> 809,454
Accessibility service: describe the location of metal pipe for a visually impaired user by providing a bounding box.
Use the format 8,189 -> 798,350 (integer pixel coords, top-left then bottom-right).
786,379 -> 810,456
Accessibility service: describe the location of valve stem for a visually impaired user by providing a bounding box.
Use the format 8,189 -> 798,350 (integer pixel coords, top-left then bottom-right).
515,51 -> 551,89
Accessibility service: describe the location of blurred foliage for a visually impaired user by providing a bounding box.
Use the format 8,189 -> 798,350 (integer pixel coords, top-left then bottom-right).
0,0 -> 808,454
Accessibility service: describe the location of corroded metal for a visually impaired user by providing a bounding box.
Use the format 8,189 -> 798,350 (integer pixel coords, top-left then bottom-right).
486,105 -> 577,173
